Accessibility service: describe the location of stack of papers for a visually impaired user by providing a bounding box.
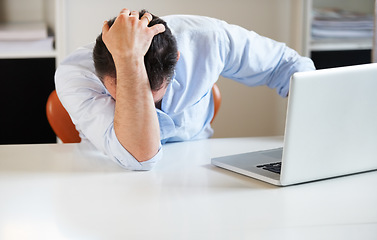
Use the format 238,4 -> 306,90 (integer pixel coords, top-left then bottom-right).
312,8 -> 374,39
0,22 -> 54,54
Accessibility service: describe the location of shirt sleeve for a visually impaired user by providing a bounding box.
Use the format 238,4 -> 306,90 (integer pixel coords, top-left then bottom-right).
55,46 -> 162,171
219,21 -> 316,97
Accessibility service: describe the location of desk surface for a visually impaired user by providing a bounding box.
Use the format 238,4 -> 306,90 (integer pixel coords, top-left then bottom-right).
0,137 -> 376,240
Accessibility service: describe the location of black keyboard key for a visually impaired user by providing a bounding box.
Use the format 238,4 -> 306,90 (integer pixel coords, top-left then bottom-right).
256,162 -> 282,174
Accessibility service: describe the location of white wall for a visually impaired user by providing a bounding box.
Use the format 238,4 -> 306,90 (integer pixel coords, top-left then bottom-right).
59,0 -> 305,138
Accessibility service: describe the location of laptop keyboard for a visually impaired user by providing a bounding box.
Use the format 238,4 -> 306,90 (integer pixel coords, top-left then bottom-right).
256,162 -> 282,174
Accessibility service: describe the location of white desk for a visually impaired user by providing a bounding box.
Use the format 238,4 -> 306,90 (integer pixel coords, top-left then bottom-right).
0,137 -> 376,240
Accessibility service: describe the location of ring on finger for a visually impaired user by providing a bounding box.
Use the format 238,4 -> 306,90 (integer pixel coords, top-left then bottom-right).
141,14 -> 152,25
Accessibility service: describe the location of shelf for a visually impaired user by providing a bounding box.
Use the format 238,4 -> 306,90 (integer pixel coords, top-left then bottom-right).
0,0 -> 58,61
310,38 -> 373,51
0,50 -> 57,59
0,0 -> 59,144
303,0 -> 375,57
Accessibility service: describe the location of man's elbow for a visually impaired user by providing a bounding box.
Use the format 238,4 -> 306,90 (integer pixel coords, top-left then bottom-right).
132,147 -> 160,163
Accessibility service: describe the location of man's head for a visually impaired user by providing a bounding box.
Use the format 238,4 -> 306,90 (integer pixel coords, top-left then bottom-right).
93,9 -> 178,98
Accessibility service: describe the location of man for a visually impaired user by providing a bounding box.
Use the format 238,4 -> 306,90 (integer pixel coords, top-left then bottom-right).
55,9 -> 315,170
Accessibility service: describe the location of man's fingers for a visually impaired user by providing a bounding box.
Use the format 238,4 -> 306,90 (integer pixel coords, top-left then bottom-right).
140,12 -> 153,26
120,8 -> 130,15
149,23 -> 166,36
129,10 -> 139,17
102,20 -> 109,34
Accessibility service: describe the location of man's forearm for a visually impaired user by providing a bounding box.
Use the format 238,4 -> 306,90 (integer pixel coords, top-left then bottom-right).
113,58 -> 160,162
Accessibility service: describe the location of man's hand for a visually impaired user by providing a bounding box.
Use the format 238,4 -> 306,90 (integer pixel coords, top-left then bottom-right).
102,9 -> 165,62
100,9 -> 165,162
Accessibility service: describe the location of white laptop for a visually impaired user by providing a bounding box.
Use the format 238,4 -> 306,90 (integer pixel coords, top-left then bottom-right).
211,63 -> 377,186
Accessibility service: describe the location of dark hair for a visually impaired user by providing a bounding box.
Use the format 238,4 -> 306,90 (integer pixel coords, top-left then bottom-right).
93,10 -> 178,91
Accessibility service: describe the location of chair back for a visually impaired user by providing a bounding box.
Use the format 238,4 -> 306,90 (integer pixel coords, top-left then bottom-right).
211,83 -> 221,123
46,90 -> 81,143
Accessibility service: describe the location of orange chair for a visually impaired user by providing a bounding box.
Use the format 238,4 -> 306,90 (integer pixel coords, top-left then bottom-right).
46,84 -> 221,143
211,83 -> 221,123
46,90 -> 81,143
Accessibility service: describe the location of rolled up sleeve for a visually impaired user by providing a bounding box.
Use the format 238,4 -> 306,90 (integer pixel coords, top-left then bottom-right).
220,22 -> 315,97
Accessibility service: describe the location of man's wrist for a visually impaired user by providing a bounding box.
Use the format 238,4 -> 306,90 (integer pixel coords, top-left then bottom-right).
114,57 -> 147,83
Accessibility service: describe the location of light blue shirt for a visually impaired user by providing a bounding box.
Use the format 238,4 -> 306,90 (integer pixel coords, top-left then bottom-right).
55,15 -> 315,170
